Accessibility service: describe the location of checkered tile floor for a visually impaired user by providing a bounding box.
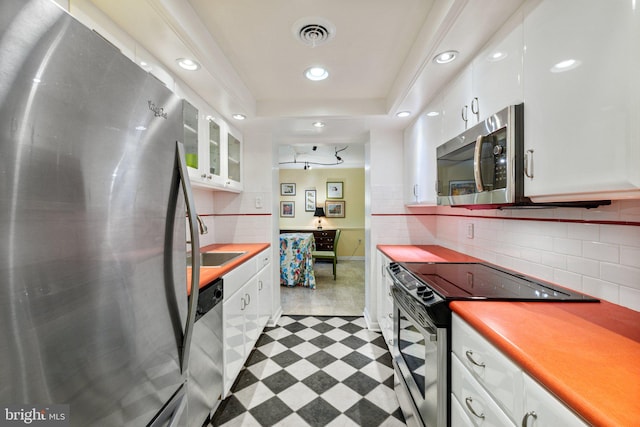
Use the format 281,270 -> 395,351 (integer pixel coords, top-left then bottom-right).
210,315 -> 406,427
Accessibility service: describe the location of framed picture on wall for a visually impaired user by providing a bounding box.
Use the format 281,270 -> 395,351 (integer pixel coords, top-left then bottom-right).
326,181 -> 343,199
280,201 -> 295,217
280,183 -> 296,196
325,201 -> 345,218
305,190 -> 316,212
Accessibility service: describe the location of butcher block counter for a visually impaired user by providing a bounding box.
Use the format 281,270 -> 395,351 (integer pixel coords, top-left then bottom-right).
187,243 -> 270,293
377,244 -> 640,427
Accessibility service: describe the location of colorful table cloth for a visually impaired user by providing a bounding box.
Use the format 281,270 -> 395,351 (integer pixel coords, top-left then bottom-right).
280,233 -> 316,289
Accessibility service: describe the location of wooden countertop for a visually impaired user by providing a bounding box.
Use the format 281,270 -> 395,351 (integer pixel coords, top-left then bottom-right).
187,243 -> 270,293
378,244 -> 640,426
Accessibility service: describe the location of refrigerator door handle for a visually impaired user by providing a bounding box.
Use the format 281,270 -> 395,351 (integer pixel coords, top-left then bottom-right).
176,141 -> 200,374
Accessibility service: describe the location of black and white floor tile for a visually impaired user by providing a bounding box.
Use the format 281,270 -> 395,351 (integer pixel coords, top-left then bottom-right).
210,315 -> 406,427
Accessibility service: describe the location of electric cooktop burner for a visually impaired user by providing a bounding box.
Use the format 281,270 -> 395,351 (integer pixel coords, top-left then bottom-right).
395,262 -> 599,302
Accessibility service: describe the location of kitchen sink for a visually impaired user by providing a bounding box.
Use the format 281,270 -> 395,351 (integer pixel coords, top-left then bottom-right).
187,251 -> 247,267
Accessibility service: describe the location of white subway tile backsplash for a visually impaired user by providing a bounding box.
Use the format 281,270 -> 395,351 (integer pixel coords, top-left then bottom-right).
553,269 -> 582,290
566,256 -> 600,278
600,225 -> 640,248
620,246 -> 640,268
600,262 -> 640,290
541,252 -> 567,270
567,223 -> 599,241
582,241 -> 619,263
583,276 -> 620,302
552,237 -> 582,256
619,286 -> 640,312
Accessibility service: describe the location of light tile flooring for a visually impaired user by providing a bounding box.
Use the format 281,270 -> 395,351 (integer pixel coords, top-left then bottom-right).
209,260 -> 406,426
280,260 -> 365,316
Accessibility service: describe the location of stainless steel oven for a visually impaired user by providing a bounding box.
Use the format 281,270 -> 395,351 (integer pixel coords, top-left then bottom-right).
391,277 -> 448,427
387,261 -> 598,427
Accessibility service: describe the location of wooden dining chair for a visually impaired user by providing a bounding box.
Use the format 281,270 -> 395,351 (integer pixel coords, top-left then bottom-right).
311,229 -> 341,280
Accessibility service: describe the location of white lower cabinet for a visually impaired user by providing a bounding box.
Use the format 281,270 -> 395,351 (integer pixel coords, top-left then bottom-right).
222,248 -> 271,397
376,250 -> 394,349
451,355 -> 515,427
452,313 -> 587,426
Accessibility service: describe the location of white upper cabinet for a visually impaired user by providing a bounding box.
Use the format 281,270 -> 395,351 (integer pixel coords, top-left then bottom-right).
442,69 -> 473,143
472,15 -> 524,125
174,83 -> 243,192
523,0 -> 640,201
404,97 -> 442,205
441,15 -> 524,145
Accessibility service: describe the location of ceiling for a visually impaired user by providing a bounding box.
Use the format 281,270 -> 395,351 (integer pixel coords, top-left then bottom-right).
81,0 -> 525,167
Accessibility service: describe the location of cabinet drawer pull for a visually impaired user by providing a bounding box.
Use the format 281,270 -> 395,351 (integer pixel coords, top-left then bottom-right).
245,293 -> 251,305
464,397 -> 485,419
258,280 -> 263,291
465,350 -> 485,368
240,297 -> 246,310
521,411 -> 537,427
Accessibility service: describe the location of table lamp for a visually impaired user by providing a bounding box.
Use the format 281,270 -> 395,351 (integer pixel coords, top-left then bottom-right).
313,207 -> 326,230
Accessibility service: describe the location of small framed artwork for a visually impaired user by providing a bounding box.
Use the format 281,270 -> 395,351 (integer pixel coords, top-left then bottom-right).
325,200 -> 345,218
305,190 -> 316,212
280,183 -> 296,196
449,180 -> 476,196
280,201 -> 295,217
326,181 -> 343,199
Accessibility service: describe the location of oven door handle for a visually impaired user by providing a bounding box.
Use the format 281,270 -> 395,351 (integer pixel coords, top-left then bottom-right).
473,134 -> 485,193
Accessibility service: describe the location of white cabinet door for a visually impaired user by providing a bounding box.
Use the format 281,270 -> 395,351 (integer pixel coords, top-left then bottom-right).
442,69 -> 473,143
242,277 -> 259,359
223,285 -> 246,396
404,98 -> 442,205
256,250 -> 272,331
376,251 -> 394,348
452,314 -> 522,422
451,355 -> 517,427
472,15 -> 524,123
522,374 -> 588,427
523,0 -> 640,201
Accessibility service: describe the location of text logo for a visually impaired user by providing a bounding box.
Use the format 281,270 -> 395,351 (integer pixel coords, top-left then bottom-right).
1,405 -> 69,426
148,100 -> 168,119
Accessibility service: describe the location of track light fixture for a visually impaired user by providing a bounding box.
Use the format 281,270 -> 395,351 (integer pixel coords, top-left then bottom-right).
279,146 -> 348,169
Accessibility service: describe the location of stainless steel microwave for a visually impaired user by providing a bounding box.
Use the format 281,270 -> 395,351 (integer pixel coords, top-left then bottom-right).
436,104 -> 525,208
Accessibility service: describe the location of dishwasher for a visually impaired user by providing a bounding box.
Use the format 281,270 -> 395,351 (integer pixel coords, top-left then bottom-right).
187,277 -> 223,427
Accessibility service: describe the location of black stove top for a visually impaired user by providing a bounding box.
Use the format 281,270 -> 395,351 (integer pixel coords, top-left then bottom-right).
393,262 -> 598,302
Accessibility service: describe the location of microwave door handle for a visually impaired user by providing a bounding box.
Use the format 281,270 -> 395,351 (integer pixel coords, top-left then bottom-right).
473,135 -> 484,192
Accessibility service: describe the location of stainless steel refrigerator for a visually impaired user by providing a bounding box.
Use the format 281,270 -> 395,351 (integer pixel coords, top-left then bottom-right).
0,0 -> 201,425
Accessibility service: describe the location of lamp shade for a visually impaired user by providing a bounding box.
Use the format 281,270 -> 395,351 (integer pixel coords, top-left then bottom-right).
313,207 -> 326,217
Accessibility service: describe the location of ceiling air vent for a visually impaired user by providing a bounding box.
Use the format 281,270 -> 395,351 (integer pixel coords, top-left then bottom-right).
292,17 -> 335,47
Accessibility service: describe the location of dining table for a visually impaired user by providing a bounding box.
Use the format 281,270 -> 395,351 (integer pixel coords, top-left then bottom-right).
279,232 -> 316,289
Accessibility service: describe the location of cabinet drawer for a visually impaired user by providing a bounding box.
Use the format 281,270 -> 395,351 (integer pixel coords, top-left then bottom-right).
452,355 -> 516,427
452,313 -> 522,421
523,374 -> 588,427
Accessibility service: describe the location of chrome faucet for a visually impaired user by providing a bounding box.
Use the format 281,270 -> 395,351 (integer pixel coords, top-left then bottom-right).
196,215 -> 208,235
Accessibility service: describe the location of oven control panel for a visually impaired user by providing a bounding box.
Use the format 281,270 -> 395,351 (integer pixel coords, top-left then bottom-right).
387,263 -> 450,327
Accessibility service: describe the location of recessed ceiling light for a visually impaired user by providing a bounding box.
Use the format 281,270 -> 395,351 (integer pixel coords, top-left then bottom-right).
313,121 -> 325,128
488,51 -> 507,62
433,50 -> 458,64
396,111 -> 411,118
551,58 -> 581,73
305,66 -> 329,81
232,114 -> 246,120
176,58 -> 200,71
426,111 -> 440,117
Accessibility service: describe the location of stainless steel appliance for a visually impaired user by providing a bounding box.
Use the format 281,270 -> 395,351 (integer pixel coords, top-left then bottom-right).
436,104 -> 608,209
0,0 -> 202,425
188,278 -> 223,426
387,262 -> 598,427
